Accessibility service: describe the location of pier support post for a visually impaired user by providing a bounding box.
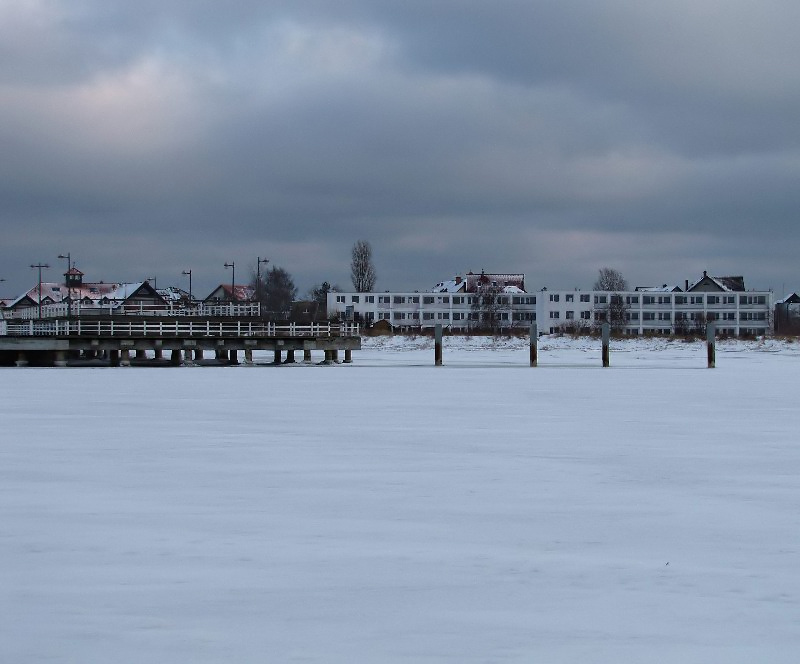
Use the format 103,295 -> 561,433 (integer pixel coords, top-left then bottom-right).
170,349 -> 182,366
110,349 -> 120,367
303,349 -> 312,363
344,348 -> 352,364
529,322 -> 538,367
273,349 -> 282,365
229,349 -> 239,365
194,348 -> 204,362
707,322 -> 716,369
135,349 -> 146,360
283,349 -> 296,364
184,349 -> 194,365
332,349 -> 339,363
323,349 -> 334,365
54,350 -> 68,367
15,351 -> 28,367
602,323 -> 610,367
120,349 -> 131,367
244,348 -> 253,364
435,324 -> 443,366
215,348 -> 226,362
153,347 -> 163,360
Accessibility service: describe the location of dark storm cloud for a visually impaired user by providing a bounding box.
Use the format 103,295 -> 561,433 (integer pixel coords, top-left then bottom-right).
1,1 -> 798,297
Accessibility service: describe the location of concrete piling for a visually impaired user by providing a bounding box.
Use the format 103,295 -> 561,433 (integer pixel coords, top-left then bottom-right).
435,324 -> 443,366
529,322 -> 538,367
707,322 -> 716,368
602,323 -> 610,367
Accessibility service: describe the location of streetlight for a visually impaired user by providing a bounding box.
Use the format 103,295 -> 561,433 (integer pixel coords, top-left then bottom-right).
57,253 -> 71,318
256,256 -> 269,303
30,263 -> 50,319
182,269 -> 193,306
224,262 -> 235,302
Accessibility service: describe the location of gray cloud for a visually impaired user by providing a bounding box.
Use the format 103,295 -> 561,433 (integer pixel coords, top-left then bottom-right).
1,1 -> 798,298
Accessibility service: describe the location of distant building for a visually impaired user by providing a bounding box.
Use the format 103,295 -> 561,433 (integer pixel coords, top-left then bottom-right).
774,293 -> 800,335
328,270 -> 772,337
203,284 -> 256,304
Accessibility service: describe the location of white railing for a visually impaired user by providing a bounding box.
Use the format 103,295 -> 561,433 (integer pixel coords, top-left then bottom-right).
6,301 -> 262,320
2,319 -> 359,338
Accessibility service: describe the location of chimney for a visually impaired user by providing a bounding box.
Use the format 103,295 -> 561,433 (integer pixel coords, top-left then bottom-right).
703,270 -> 707,278
455,276 -> 462,285
685,279 -> 689,291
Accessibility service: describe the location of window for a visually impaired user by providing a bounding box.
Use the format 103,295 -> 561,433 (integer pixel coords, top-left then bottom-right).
336,295 -> 346,303
379,295 -> 390,304
643,312 -> 655,320
707,295 -> 720,304
565,294 -> 574,302
393,312 -> 405,320
497,297 -> 508,305
706,312 -> 718,321
675,312 -> 687,320
393,296 -> 405,304
351,296 -> 360,303
626,296 -> 639,305
690,296 -> 704,305
410,296 -> 419,303
627,312 -> 639,321
594,295 -> 607,304
658,296 -> 671,305
581,311 -> 591,320
549,311 -> 560,319
365,295 -> 374,303
675,296 -> 687,305
611,295 -> 623,305
643,296 -> 655,305
723,312 -> 735,321
549,294 -> 560,302
658,312 -> 671,321
452,312 -> 464,321
723,296 -> 735,305
379,312 -> 390,320
438,312 -> 449,319
565,311 -> 574,320
365,311 -> 375,320
580,294 -> 590,302
423,312 -> 434,320
452,296 -> 464,305
438,296 -> 450,304
423,296 -> 434,304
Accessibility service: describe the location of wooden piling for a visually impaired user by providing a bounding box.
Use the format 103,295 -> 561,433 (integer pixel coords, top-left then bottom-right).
707,322 -> 716,368
435,324 -> 443,366
602,323 -> 610,367
530,322 -> 538,367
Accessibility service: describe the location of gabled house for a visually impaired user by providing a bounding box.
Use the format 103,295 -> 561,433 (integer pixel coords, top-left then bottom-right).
203,284 -> 256,304
775,293 -> 800,334
687,271 -> 746,292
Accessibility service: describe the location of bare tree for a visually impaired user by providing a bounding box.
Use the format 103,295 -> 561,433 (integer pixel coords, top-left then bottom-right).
469,281 -> 503,334
594,293 -> 629,333
594,267 -> 628,292
256,266 -> 297,318
351,240 -> 376,292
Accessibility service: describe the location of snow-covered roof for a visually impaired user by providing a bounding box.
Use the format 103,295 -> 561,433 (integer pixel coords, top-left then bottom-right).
431,279 -> 466,293
634,285 -> 682,292
776,293 -> 800,305
502,285 -> 525,294
7,280 -> 162,308
687,272 -> 745,292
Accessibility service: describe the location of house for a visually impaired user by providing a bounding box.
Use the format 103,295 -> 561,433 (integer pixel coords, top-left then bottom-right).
328,270 -> 772,337
203,284 -> 256,304
774,293 -> 800,334
4,268 -> 168,318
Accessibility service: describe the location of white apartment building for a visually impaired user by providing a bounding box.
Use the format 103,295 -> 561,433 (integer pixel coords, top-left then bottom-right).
327,271 -> 772,337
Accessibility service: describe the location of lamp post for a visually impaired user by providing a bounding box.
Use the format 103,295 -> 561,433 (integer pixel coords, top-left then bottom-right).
57,253 -> 71,318
224,262 -> 235,302
256,256 -> 269,303
182,269 -> 193,306
30,263 -> 50,319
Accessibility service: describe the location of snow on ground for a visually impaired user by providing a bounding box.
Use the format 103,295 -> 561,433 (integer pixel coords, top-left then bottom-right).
2,336 -> 800,662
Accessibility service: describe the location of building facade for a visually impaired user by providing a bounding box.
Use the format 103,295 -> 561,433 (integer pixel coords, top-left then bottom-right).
327,271 -> 773,337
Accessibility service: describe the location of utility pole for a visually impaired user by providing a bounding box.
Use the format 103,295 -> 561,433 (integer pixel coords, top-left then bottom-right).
182,269 -> 193,305
57,253 -> 71,318
30,263 -> 50,319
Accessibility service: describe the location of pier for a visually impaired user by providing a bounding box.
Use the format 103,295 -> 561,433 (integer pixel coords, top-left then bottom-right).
0,317 -> 360,367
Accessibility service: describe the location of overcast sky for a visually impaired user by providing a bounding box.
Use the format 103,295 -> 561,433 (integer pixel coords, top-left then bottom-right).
2,1 -> 798,297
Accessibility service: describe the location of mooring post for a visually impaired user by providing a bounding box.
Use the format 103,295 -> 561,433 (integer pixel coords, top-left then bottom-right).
602,322 -> 610,367
707,322 -> 716,368
435,324 -> 443,366
530,322 -> 538,367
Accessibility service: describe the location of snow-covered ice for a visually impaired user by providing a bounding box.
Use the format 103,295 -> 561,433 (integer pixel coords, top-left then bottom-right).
2,336 -> 800,662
